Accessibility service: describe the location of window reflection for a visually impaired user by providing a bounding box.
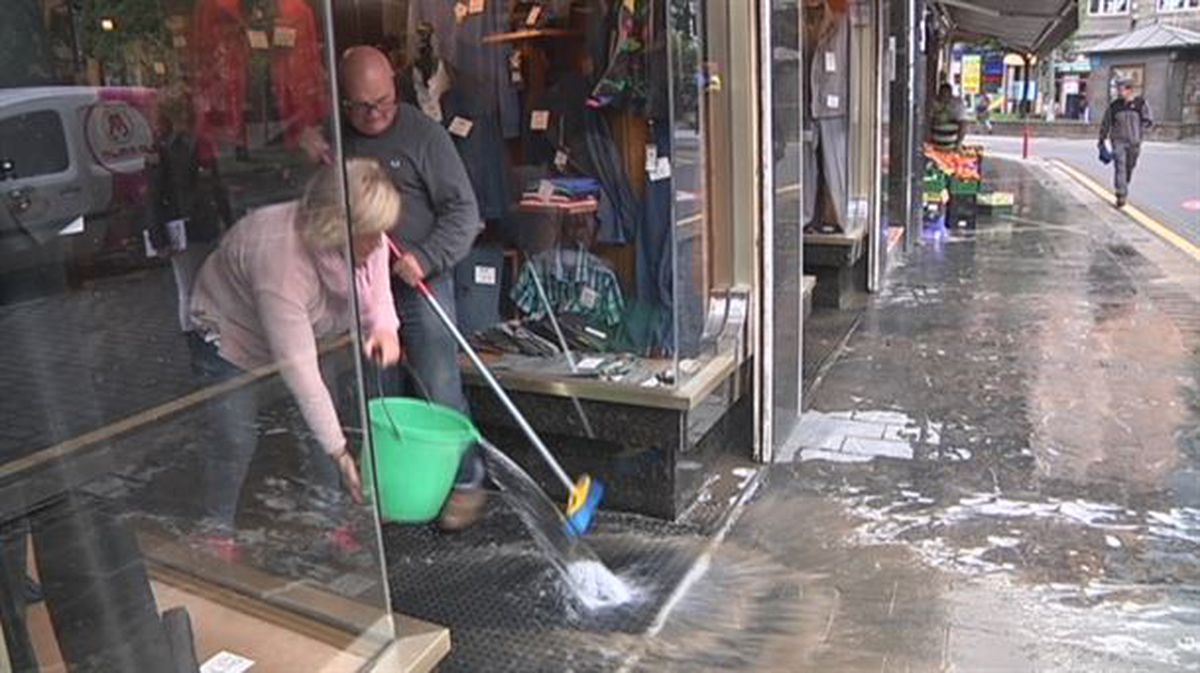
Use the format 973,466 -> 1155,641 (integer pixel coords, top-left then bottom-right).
0,1 -> 395,670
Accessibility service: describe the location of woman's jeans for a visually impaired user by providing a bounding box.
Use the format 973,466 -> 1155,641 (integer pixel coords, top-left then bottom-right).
192,338 -> 344,535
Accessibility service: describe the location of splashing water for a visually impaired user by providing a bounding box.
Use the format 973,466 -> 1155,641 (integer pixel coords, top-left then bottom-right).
479,442 -> 634,610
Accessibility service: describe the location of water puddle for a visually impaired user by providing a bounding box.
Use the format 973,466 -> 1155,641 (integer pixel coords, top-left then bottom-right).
479,442 -> 635,611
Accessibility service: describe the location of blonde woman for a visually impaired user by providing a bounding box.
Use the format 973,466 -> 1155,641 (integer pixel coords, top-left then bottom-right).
190,158 -> 402,559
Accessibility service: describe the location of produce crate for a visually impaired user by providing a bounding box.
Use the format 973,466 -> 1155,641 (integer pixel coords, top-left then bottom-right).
977,191 -> 1014,207
949,177 -> 981,195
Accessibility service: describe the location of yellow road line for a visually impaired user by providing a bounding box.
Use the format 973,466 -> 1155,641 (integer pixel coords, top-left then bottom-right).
1049,159 -> 1200,263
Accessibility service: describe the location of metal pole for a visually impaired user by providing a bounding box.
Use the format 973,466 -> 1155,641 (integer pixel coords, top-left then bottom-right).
416,280 -> 576,492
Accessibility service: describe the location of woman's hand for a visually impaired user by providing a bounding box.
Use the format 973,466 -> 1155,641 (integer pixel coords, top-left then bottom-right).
334,446 -> 364,505
364,328 -> 402,367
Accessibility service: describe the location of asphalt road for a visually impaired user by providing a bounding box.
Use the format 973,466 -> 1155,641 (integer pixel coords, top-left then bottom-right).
969,134 -> 1200,247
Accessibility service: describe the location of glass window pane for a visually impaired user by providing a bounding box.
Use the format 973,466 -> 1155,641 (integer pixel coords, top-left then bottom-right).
0,110 -> 69,178
0,0 -> 397,669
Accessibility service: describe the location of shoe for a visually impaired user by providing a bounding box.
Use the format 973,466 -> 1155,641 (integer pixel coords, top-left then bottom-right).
1115,196 -> 1125,208
196,534 -> 243,563
439,487 -> 487,531
328,524 -> 365,555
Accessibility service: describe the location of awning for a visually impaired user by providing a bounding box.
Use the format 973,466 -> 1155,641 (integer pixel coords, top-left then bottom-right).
1083,24 -> 1200,54
934,0 -> 1078,55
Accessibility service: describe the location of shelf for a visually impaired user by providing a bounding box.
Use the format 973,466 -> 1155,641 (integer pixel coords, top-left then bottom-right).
481,28 -> 581,44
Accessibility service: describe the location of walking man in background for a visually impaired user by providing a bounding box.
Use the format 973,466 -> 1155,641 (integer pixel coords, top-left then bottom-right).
1098,79 -> 1153,208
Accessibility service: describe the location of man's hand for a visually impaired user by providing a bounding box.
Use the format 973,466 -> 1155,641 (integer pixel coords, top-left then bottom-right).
299,126 -> 333,165
391,251 -> 426,287
334,446 -> 364,505
364,327 -> 402,367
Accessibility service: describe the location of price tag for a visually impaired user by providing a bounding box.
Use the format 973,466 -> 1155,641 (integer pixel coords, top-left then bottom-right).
577,357 -> 604,370
530,110 -> 550,131
448,116 -> 474,138
526,5 -> 543,26
826,94 -> 840,110
649,156 -> 672,181
247,30 -> 270,50
644,144 -> 657,171
509,51 -> 524,84
474,265 -> 497,286
173,35 -> 188,48
536,179 -> 555,201
554,150 -> 569,170
200,651 -> 255,673
454,2 -> 468,22
468,0 -> 485,14
824,51 -> 837,72
274,26 -> 297,47
153,61 -> 167,75
579,286 -> 599,309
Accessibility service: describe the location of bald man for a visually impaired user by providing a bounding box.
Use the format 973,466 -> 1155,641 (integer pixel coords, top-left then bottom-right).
341,47 -> 485,529
341,46 -> 480,406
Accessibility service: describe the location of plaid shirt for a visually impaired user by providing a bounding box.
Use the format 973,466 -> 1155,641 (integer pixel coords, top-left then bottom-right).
512,247 -> 625,327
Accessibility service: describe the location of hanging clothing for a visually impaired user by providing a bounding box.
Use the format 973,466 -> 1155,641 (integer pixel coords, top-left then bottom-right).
588,0 -> 651,111
634,119 -> 674,353
804,7 -> 850,229
411,62 -> 451,123
535,72 -> 643,244
189,0 -> 328,161
512,247 -> 625,328
399,64 -> 511,222
408,0 -> 520,139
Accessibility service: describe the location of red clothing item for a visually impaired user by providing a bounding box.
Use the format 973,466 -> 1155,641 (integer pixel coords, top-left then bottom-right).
191,0 -> 248,163
189,0 -> 329,161
271,0 -> 329,146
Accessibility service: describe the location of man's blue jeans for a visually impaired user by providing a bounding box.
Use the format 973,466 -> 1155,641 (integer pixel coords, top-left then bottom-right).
389,274 -> 468,412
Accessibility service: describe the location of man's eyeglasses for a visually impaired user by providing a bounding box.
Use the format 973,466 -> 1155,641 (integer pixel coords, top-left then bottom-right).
342,97 -> 397,116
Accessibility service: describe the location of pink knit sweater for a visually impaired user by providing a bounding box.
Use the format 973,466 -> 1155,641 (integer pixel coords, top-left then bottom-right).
191,201 -> 399,455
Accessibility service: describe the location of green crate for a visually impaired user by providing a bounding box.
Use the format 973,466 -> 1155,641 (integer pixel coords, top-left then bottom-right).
949,177 -> 980,195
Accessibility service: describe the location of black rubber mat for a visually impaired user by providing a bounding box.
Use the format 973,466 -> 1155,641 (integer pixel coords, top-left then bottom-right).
384,500 -> 718,672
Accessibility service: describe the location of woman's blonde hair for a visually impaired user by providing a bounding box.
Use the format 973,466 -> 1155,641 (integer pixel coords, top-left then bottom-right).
299,158 -> 400,248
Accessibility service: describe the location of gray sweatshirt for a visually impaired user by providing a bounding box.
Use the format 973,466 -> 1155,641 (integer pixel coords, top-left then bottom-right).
1099,97 -> 1153,146
344,103 -> 482,277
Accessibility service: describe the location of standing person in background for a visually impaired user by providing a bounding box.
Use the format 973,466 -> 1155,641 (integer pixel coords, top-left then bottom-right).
339,46 -> 488,530
1098,79 -> 1153,208
975,92 -> 993,134
145,86 -> 231,360
930,83 -> 967,150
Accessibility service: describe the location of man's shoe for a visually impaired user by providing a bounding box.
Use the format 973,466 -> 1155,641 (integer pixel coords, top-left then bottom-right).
439,487 -> 487,531
1115,196 -> 1126,208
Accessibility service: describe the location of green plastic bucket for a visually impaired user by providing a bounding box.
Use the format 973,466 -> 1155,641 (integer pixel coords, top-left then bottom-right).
364,398 -> 479,523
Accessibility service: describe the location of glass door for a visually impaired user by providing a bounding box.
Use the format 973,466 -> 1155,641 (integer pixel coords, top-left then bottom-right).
756,0 -> 804,459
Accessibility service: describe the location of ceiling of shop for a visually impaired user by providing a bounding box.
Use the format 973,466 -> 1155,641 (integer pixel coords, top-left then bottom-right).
935,0 -> 1079,55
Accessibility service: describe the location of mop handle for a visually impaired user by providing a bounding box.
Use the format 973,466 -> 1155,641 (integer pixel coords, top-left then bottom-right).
387,239 -> 576,493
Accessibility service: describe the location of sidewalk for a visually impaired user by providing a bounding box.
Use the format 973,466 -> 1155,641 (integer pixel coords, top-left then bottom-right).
634,156 -> 1200,671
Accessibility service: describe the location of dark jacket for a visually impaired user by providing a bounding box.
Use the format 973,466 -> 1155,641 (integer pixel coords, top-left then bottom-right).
145,132 -> 230,250
343,104 -> 482,278
1099,97 -> 1153,146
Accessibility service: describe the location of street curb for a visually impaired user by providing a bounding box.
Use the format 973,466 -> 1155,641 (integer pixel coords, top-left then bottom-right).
1048,158 -> 1200,263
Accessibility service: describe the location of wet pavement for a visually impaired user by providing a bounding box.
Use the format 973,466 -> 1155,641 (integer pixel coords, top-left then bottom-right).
633,157 -> 1200,671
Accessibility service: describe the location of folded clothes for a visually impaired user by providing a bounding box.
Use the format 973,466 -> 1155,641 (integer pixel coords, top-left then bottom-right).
470,321 -> 561,357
